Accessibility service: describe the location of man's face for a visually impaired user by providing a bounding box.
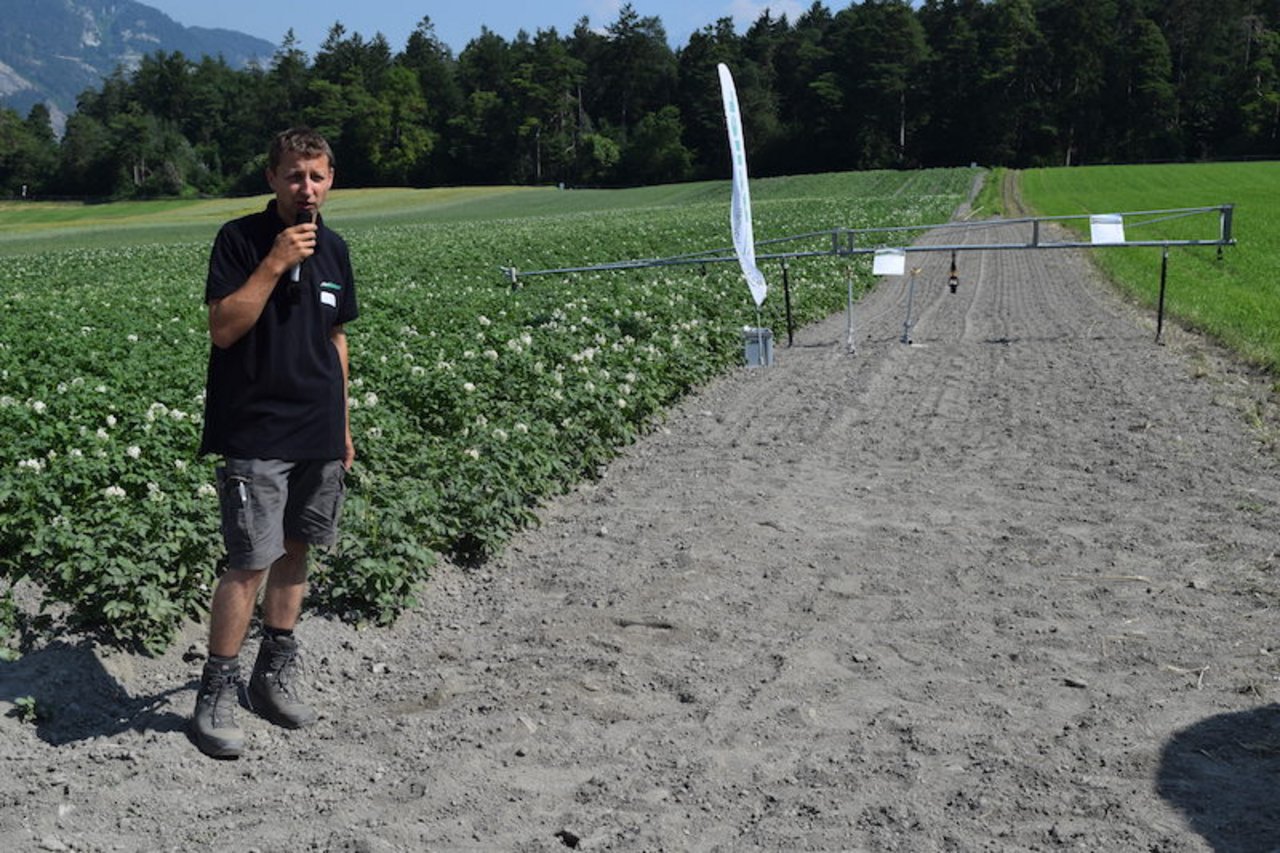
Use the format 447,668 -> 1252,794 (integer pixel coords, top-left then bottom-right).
266,151 -> 334,223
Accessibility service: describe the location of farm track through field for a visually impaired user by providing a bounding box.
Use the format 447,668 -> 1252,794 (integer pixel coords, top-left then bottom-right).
3,214 -> 1280,851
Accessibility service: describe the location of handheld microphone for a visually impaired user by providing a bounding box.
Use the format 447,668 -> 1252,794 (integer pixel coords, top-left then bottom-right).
290,209 -> 313,284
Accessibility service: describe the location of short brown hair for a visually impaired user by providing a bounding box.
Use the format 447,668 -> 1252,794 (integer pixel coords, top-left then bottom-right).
268,127 -> 335,172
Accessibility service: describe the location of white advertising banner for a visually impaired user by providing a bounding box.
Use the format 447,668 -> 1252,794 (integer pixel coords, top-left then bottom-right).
717,63 -> 768,307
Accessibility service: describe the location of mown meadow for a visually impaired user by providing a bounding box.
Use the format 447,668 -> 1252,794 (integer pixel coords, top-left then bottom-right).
0,169 -> 975,652
1016,161 -> 1280,371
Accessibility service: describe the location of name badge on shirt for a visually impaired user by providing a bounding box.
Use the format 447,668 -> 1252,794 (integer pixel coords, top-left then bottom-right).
319,282 -> 341,309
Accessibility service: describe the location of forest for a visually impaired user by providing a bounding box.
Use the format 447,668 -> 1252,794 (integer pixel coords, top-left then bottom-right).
1,0 -> 1277,199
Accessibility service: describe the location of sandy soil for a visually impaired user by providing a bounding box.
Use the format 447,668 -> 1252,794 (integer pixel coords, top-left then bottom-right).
4,218 -> 1280,852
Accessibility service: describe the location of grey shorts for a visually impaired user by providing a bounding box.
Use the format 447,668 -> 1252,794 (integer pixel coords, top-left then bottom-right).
215,457 -> 346,571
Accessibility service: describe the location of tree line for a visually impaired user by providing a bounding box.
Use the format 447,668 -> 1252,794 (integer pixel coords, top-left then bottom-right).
1,0 -> 1277,199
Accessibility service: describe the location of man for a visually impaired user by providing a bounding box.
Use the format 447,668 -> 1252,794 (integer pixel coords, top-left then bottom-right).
191,127 -> 357,758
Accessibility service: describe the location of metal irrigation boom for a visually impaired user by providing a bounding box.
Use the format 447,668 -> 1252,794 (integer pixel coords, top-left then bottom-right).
500,204 -> 1236,346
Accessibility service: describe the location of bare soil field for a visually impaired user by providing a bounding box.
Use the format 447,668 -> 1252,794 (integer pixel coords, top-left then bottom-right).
3,219 -> 1280,852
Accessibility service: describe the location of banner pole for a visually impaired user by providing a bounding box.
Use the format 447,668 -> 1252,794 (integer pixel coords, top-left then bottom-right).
755,307 -> 765,366
901,268 -> 918,344
782,260 -> 794,346
846,267 -> 856,355
1156,245 -> 1169,344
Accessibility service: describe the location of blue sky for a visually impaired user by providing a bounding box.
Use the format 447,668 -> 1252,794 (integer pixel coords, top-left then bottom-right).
142,0 -> 810,56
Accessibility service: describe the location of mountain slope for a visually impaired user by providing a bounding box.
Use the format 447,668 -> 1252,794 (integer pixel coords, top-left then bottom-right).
0,0 -> 276,125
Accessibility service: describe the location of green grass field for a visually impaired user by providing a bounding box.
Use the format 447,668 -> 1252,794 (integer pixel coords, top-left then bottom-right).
0,168 -> 966,254
0,181 -> 771,253
1016,162 -> 1280,371
0,187 -> 544,254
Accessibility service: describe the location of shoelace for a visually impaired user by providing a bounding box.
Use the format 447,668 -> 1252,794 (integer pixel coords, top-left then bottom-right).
269,650 -> 305,698
203,672 -> 239,726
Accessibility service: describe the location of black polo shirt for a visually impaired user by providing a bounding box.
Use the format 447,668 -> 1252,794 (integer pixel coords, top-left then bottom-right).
199,200 -> 358,460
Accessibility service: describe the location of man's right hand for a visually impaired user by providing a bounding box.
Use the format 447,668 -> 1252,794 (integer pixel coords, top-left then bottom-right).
274,221 -> 318,270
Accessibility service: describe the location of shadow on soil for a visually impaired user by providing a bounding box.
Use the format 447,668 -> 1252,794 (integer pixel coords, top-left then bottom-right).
1157,703 -> 1280,852
0,640 -> 188,745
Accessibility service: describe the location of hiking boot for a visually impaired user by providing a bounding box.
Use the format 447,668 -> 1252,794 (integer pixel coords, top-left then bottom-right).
191,660 -> 244,758
247,632 -> 317,728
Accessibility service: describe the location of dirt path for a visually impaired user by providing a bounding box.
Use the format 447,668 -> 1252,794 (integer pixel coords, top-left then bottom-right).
4,220 -> 1280,852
